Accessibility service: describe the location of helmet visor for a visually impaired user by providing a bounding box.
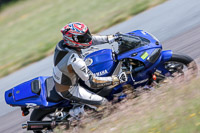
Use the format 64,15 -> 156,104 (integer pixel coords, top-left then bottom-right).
75,30 -> 92,43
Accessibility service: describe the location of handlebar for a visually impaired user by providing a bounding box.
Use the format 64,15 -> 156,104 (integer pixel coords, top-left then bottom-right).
114,32 -> 142,44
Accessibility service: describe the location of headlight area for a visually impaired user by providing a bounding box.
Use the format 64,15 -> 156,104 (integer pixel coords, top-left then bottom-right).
147,48 -> 161,63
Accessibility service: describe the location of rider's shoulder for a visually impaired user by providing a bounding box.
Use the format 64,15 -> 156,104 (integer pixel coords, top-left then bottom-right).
56,40 -> 76,54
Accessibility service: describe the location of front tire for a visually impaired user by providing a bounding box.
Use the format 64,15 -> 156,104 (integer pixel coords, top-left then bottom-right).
165,53 -> 198,77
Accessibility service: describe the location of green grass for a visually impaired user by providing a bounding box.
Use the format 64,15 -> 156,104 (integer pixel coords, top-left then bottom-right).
0,0 -> 166,77
77,76 -> 200,133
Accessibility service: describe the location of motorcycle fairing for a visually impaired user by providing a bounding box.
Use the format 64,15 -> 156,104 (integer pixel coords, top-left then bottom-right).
117,30 -> 162,62
129,55 -> 163,88
127,30 -> 173,76
123,50 -> 173,87
128,30 -> 160,44
115,30 -> 171,87
14,80 -> 38,101
155,50 -> 173,75
85,49 -> 116,76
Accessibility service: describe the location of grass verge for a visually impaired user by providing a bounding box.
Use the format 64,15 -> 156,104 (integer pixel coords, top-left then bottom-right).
64,71 -> 200,133
0,0 -> 166,78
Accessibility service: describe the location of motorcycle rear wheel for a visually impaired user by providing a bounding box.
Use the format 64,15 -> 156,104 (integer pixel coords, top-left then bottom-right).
30,108 -> 70,133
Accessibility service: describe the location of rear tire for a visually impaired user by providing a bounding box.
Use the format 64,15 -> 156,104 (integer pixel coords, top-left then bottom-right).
30,108 -> 56,133
30,108 -> 70,133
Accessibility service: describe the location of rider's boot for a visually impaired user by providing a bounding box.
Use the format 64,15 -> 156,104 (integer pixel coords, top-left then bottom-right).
69,104 -> 85,119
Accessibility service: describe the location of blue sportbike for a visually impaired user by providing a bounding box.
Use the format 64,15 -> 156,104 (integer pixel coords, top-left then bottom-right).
4,30 -> 197,132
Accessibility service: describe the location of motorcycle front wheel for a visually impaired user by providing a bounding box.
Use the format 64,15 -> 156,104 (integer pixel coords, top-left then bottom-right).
164,53 -> 198,78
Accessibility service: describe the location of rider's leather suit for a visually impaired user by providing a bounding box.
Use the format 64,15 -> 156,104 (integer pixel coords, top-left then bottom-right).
53,35 -> 120,105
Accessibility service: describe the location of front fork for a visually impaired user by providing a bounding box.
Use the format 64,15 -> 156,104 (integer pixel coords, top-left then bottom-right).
156,50 -> 173,75
153,50 -> 173,82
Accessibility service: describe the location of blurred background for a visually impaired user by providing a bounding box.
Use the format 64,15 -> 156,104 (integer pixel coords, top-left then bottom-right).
0,0 -> 165,78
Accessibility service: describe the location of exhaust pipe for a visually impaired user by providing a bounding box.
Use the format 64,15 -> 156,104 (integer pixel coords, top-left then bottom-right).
22,121 -> 69,131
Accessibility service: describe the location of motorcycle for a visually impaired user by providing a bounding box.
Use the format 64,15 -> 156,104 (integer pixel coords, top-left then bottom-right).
4,30 -> 197,133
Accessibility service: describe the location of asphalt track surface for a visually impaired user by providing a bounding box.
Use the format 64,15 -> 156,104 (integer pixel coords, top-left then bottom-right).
0,0 -> 200,132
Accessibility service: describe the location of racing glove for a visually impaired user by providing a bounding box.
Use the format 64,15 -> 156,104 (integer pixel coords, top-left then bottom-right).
118,72 -> 128,83
112,72 -> 128,85
107,34 -> 119,44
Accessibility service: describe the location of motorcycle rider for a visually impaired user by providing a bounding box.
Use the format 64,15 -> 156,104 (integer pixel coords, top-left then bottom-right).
53,22 -> 127,109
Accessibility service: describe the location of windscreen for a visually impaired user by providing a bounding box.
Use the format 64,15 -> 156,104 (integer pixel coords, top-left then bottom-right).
118,34 -> 150,54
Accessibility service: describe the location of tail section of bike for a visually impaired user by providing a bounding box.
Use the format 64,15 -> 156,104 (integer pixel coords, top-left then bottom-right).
4,76 -> 65,109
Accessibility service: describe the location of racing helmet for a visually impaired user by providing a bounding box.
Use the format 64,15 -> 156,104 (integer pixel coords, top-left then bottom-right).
61,22 -> 92,49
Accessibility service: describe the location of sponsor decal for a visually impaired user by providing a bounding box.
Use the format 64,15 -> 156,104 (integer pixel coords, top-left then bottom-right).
156,69 -> 162,73
73,57 -> 76,62
80,66 -> 87,73
141,52 -> 149,60
25,103 -> 38,108
95,70 -> 108,76
70,54 -> 77,62
141,31 -> 147,35
31,125 -> 43,129
83,26 -> 87,32
53,69 -> 60,81
87,69 -> 93,75
85,58 -> 93,66
134,78 -> 148,85
71,54 -> 75,59
96,82 -> 111,88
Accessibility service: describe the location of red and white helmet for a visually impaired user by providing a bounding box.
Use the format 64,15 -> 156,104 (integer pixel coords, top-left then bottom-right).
61,22 -> 92,49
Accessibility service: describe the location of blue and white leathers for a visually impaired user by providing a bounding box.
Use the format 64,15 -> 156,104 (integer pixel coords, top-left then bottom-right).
52,35 -> 124,106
